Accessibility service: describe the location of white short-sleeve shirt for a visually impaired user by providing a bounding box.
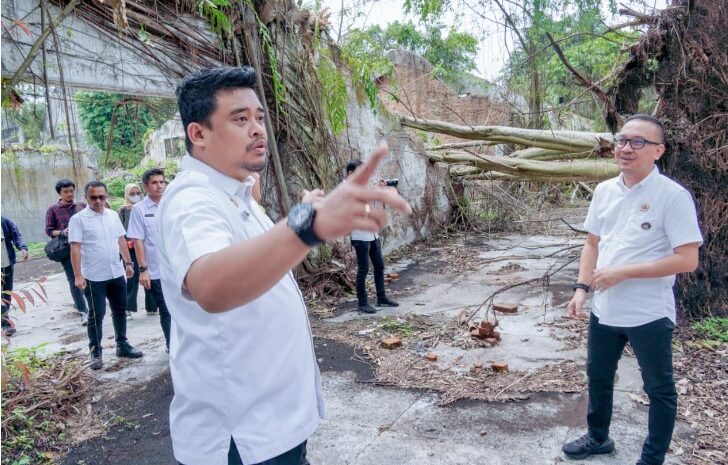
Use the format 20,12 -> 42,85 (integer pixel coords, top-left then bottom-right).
157,155 -> 324,465
126,197 -> 161,279
584,167 -> 703,327
68,207 -> 126,282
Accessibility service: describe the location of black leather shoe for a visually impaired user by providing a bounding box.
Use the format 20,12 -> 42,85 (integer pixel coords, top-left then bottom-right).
562,433 -> 614,459
116,342 -> 144,358
2,325 -> 16,336
89,352 -> 103,370
357,303 -> 377,314
376,296 -> 399,307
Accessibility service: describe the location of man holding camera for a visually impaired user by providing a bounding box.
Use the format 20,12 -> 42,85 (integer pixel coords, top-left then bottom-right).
345,160 -> 400,314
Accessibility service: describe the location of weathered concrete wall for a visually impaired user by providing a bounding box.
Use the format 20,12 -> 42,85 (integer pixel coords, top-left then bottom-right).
1,0 -> 189,97
1,149 -> 95,243
142,116 -> 184,166
337,77 -> 451,254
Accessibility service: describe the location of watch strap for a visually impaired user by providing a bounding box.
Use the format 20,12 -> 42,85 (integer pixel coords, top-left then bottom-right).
573,282 -> 591,293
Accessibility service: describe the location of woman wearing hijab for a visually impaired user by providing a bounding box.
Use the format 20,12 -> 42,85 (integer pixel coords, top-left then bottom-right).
118,183 -> 143,316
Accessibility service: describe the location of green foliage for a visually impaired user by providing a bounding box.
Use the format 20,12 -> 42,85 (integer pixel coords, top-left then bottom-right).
1,347 -> 77,465
75,92 -> 176,169
360,21 -> 478,80
102,176 -> 127,198
196,0 -> 232,37
692,317 -> 728,343
25,242 -> 46,259
6,102 -> 47,145
316,49 -> 349,134
380,317 -> 416,337
340,29 -> 395,108
340,21 -> 478,103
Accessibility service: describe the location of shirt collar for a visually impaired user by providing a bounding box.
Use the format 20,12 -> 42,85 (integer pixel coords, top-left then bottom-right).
181,155 -> 255,202
617,165 -> 660,193
142,196 -> 159,208
82,205 -> 105,216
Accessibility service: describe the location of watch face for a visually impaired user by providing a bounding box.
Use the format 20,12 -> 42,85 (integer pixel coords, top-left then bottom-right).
290,203 -> 312,229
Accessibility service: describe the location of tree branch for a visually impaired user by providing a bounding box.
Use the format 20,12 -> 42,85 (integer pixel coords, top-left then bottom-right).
6,0 -> 81,91
545,32 -> 623,132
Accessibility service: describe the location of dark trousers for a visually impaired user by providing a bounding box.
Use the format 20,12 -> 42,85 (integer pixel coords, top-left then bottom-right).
61,255 -> 87,313
352,239 -> 386,305
587,314 -> 677,465
84,276 -> 128,355
126,247 -> 140,312
1,265 -> 14,327
180,439 -> 308,465
149,279 -> 171,349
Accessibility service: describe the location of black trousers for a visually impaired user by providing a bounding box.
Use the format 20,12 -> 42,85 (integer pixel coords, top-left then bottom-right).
61,255 -> 87,313
149,279 -> 171,349
84,276 -> 128,355
587,314 -> 677,465
126,247 -> 140,312
1,265 -> 14,327
180,439 -> 308,465
352,239 -> 386,305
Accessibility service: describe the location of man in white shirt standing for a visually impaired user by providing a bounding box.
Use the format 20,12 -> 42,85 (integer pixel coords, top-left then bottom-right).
158,66 -> 411,465
562,115 -> 703,465
127,168 -> 171,350
69,181 -> 144,370
345,159 -> 399,314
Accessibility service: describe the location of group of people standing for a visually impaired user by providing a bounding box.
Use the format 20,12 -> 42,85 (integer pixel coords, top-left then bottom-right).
2,169 -> 172,371
1,64 -> 703,465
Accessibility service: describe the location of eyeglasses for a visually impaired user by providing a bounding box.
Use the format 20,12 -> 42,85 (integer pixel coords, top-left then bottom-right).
88,195 -> 108,201
614,136 -> 662,150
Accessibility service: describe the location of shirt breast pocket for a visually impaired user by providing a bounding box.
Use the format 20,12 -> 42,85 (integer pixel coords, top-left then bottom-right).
144,218 -> 157,235
628,213 -> 663,241
85,228 -> 100,243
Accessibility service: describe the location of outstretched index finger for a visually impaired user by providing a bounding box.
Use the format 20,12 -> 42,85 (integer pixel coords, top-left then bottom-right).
349,142 -> 388,187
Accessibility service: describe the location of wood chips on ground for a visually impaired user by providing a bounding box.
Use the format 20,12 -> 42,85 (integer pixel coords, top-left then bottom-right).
313,313 -> 584,405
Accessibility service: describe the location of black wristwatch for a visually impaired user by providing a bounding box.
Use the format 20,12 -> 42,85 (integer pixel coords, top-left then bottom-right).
287,203 -> 323,247
139,266 -> 148,272
573,282 -> 591,293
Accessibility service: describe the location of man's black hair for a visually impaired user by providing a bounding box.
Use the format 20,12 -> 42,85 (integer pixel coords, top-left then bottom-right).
84,181 -> 107,194
176,66 -> 258,153
55,178 -> 75,194
142,168 -> 165,186
345,159 -> 363,175
624,114 -> 665,142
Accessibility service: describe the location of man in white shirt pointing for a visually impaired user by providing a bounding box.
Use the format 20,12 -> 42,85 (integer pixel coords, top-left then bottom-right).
158,66 -> 411,465
562,114 -> 703,465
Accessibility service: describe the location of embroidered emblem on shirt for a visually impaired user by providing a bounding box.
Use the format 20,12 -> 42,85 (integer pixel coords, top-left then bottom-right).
641,222 -> 651,230
640,203 -> 650,212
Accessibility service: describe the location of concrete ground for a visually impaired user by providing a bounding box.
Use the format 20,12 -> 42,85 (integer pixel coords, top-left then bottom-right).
4,232 -> 689,465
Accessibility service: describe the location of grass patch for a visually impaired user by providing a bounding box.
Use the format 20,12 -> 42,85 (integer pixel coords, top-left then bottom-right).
692,317 -> 728,343
379,317 -> 416,337
25,242 -> 46,259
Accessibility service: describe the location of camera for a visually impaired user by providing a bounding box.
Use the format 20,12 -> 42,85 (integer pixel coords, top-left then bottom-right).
384,179 -> 399,188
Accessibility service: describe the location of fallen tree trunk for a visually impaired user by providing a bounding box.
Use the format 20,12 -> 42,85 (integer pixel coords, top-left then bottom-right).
401,115 -> 612,152
429,151 -> 619,181
507,147 -> 596,161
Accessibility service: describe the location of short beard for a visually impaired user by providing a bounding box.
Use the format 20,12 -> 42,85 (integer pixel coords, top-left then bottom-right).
243,158 -> 267,173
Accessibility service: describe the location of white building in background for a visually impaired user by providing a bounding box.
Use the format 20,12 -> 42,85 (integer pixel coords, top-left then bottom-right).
141,115 -> 185,167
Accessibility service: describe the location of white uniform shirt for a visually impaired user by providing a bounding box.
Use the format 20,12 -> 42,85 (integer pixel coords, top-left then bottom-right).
351,201 -> 382,241
68,207 -> 126,281
584,167 -> 703,327
157,155 -> 324,465
126,197 -> 161,279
